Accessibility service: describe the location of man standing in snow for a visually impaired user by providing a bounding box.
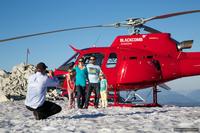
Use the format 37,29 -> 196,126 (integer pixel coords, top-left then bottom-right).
25,62 -> 62,120
84,56 -> 103,108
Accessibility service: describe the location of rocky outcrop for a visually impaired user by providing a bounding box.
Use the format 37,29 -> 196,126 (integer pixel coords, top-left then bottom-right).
0,63 -> 35,100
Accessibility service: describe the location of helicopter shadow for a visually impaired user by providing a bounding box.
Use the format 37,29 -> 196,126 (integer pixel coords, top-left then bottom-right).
111,110 -> 169,117
70,113 -> 106,119
54,112 -> 105,120
55,110 -> 168,120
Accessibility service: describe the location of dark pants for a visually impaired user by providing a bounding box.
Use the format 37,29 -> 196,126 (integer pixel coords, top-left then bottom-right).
85,83 -> 100,107
76,85 -> 86,108
26,101 -> 62,120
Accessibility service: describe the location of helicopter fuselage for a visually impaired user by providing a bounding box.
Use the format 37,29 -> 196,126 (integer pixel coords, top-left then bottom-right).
54,33 -> 200,91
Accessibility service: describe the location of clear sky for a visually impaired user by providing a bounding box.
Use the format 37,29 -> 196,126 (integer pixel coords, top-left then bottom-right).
0,0 -> 200,94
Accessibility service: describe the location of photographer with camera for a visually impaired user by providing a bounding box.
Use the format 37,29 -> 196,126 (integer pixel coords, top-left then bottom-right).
25,62 -> 62,120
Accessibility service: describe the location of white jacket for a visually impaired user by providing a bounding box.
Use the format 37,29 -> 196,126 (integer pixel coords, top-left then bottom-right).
25,72 -> 59,109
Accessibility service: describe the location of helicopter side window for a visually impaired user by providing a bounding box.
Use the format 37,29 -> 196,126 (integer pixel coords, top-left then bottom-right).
83,53 -> 104,66
106,53 -> 117,68
58,53 -> 79,71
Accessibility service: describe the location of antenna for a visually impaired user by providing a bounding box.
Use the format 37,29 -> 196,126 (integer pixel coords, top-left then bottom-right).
93,34 -> 101,47
26,48 -> 30,65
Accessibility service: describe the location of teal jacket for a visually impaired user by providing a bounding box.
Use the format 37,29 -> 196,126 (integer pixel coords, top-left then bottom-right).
74,66 -> 88,87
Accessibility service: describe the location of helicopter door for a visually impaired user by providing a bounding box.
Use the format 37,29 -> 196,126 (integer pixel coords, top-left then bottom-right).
103,52 -> 118,89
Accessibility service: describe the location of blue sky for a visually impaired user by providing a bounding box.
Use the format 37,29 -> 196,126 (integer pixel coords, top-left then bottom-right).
0,0 -> 200,94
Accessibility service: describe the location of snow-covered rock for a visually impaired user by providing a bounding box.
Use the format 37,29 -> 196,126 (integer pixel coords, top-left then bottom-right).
0,63 -> 35,98
0,90 -> 9,102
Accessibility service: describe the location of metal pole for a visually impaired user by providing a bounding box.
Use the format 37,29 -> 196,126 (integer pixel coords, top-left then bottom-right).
26,48 -> 29,65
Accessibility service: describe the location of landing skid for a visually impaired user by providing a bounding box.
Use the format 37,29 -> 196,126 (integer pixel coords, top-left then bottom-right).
108,85 -> 162,107
108,103 -> 162,107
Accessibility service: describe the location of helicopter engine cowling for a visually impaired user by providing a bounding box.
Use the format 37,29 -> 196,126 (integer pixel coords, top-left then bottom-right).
111,33 -> 178,55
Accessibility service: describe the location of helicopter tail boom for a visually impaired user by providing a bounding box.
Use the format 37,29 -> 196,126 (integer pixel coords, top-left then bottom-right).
179,52 -> 200,77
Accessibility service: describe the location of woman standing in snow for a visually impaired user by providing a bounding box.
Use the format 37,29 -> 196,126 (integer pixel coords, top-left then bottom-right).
73,58 -> 88,109
66,68 -> 76,109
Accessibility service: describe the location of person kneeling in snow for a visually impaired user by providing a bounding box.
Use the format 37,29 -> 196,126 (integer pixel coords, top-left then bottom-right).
25,62 -> 62,120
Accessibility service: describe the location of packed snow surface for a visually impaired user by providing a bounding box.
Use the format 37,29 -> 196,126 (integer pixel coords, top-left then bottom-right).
0,100 -> 200,133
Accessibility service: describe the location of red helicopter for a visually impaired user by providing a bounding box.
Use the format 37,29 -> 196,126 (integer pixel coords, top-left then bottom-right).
1,10 -> 200,107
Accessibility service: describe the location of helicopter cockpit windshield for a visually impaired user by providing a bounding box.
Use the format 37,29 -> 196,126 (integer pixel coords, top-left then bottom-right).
58,53 -> 79,71
83,53 -> 104,66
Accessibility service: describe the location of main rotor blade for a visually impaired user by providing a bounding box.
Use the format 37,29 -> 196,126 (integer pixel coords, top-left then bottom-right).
0,25 -> 113,43
141,25 -> 179,44
144,10 -> 200,23
141,25 -> 161,33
